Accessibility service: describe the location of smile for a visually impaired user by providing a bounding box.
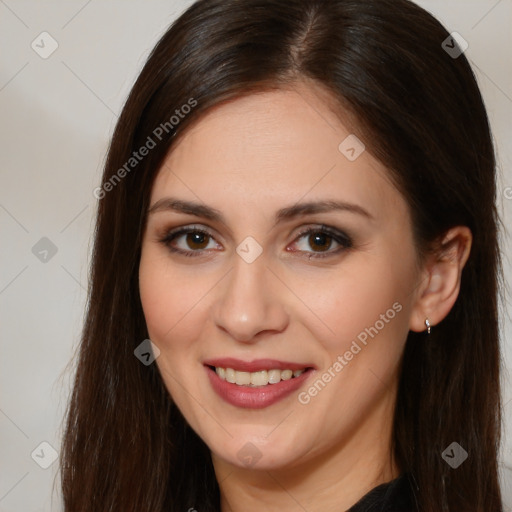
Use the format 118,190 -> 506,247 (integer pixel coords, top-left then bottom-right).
203,358 -> 315,409
212,366 -> 306,386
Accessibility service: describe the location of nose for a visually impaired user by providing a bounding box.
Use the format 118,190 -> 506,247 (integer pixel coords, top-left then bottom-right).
212,254 -> 289,343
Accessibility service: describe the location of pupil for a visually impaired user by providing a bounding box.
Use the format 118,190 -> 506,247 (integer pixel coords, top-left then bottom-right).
310,233 -> 331,251
187,232 -> 208,249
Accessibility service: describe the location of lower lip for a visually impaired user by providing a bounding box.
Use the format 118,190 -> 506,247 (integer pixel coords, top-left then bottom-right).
205,366 -> 313,409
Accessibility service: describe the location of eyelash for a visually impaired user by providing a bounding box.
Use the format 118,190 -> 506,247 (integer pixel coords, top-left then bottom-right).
159,224 -> 353,260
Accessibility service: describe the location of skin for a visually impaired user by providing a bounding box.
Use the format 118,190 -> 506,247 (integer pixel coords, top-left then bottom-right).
138,80 -> 472,511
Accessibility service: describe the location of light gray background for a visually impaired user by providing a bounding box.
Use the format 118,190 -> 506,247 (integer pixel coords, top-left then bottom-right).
1,1 -> 511,510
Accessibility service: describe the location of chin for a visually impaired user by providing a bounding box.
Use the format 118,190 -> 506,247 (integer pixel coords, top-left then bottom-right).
206,427 -> 312,471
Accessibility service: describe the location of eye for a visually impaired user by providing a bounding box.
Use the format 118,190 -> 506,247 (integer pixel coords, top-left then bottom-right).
159,224 -> 353,259
288,225 -> 353,258
159,225 -> 221,257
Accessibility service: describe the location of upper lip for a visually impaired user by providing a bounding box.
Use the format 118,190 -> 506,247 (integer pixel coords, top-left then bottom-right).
203,357 -> 315,372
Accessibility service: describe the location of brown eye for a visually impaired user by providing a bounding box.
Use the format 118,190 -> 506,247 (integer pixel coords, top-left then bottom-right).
160,226 -> 220,257
288,226 -> 353,259
308,232 -> 333,252
185,232 -> 210,250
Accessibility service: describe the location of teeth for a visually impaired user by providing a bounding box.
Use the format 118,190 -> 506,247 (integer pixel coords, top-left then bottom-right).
235,371 -> 251,385
281,369 -> 293,380
251,370 -> 268,386
268,369 -> 281,384
225,367 -> 236,384
214,367 -> 306,386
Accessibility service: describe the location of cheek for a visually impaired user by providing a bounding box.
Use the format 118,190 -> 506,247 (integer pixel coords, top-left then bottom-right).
138,249 -> 207,349
292,255 -> 413,434
138,249 -> 214,413
294,254 -> 412,357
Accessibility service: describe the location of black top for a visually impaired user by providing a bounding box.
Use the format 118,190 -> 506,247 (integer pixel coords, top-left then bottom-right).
347,474 -> 418,512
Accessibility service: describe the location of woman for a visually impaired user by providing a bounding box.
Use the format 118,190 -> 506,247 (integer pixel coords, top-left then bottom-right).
60,0 -> 504,510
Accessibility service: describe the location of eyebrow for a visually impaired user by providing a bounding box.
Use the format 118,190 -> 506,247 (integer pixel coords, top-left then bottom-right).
147,197 -> 374,224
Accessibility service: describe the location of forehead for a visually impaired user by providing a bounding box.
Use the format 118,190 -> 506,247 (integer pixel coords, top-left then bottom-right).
150,84 -> 407,222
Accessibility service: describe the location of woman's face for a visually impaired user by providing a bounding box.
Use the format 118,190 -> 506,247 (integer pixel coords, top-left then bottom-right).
139,82 -> 425,473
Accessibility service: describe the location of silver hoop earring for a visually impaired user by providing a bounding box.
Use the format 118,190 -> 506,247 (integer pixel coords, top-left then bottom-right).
425,318 -> 431,334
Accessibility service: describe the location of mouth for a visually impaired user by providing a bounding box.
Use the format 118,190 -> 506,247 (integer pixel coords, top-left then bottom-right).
208,365 -> 310,386
203,358 -> 315,409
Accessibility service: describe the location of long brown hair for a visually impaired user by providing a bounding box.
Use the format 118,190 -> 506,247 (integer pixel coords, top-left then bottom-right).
60,0 -> 504,510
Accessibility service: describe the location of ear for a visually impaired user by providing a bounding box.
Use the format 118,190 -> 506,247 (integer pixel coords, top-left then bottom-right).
409,226 -> 472,333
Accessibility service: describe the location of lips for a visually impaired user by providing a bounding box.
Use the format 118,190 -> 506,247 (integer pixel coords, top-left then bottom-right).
203,358 -> 315,409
